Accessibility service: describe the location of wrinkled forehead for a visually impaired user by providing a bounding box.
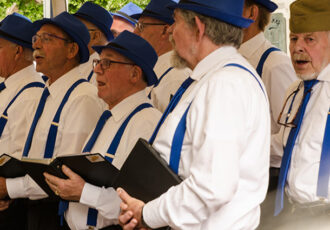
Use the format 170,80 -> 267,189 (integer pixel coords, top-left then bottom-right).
100,48 -> 129,62
37,24 -> 69,38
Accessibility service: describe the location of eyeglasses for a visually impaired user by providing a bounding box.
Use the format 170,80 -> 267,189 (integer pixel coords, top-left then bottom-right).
32,33 -> 72,45
277,82 -> 311,128
135,21 -> 167,32
92,58 -> 135,71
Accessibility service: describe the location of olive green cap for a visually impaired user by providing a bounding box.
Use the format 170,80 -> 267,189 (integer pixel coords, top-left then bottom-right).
290,0 -> 330,33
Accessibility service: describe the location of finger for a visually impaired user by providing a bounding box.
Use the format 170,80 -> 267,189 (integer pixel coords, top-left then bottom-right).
61,165 -> 77,179
43,172 -> 62,187
45,178 -> 57,192
118,210 -> 133,226
117,187 -> 131,203
120,201 -> 128,212
123,218 -> 138,230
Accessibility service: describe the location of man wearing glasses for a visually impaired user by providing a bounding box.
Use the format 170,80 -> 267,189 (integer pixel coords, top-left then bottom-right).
74,2 -> 114,85
43,31 -> 161,230
0,12 -> 105,230
134,0 -> 191,113
270,0 -> 330,229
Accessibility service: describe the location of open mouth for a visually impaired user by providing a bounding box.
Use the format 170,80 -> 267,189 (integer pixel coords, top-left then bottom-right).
295,60 -> 309,65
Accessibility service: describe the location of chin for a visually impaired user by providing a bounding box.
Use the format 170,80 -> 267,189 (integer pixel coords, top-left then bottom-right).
296,72 -> 318,81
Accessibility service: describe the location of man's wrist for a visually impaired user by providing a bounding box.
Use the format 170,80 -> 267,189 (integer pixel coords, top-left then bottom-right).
141,205 -> 151,229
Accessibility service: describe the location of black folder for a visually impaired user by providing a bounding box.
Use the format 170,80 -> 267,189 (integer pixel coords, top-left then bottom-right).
0,153 -> 119,198
114,138 -> 182,202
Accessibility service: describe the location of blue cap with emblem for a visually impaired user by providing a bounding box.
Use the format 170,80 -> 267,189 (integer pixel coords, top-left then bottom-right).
93,31 -> 158,86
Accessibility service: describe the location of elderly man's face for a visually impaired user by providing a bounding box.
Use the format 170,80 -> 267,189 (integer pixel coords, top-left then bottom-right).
0,38 -> 18,78
111,16 -> 135,38
290,31 -> 330,80
134,16 -> 166,51
169,10 -> 196,69
94,49 -> 135,109
32,24 -> 72,78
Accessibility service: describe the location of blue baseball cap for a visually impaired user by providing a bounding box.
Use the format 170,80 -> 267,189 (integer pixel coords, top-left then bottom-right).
169,0 -> 253,28
111,2 -> 142,26
74,2 -> 114,41
93,31 -> 158,86
33,12 -> 90,64
141,0 -> 178,25
0,13 -> 34,49
253,0 -> 278,12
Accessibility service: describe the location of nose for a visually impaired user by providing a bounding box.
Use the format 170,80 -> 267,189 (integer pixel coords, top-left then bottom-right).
32,35 -> 42,50
93,61 -> 103,75
291,37 -> 305,54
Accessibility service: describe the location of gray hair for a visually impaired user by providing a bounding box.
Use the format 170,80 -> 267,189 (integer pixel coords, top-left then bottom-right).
178,9 -> 243,48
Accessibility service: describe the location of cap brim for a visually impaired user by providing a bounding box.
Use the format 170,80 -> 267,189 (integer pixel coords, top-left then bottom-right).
168,3 -> 253,28
0,30 -> 32,49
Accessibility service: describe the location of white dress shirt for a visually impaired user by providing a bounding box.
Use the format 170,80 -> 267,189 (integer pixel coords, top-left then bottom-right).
271,64 -> 330,204
6,66 -> 106,200
149,50 -> 191,113
143,46 -> 271,230
65,90 -> 162,230
0,65 -> 44,159
239,32 -> 298,134
79,52 -> 98,86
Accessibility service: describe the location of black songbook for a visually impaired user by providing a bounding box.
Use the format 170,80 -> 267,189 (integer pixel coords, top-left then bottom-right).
114,138 -> 182,202
0,153 -> 119,198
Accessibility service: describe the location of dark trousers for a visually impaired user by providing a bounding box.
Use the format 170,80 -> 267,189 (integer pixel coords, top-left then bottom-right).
27,199 -> 70,230
0,199 -> 28,230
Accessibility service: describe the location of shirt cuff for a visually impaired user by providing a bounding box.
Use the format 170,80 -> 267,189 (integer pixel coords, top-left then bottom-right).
143,198 -> 168,229
6,176 -> 27,199
80,182 -> 102,208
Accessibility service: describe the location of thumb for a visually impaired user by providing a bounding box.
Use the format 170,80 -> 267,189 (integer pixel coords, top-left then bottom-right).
61,165 -> 76,178
117,187 -> 131,203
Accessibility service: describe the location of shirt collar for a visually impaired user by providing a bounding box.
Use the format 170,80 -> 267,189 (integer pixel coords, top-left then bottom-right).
4,65 -> 41,89
239,32 -> 265,59
110,90 -> 151,122
47,66 -> 82,98
317,64 -> 330,82
191,46 -> 238,81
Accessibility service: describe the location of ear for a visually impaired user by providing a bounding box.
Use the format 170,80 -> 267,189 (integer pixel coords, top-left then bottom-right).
194,16 -> 205,43
244,5 -> 259,21
129,65 -> 143,84
66,42 -> 79,60
14,45 -> 24,61
91,30 -> 101,42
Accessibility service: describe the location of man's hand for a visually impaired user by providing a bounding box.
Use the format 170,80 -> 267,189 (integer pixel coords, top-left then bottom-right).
44,165 -> 85,201
0,177 -> 8,199
117,188 -> 149,230
0,199 -> 12,211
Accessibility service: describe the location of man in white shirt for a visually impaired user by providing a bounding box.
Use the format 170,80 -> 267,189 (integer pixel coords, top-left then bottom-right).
269,0 -> 330,229
43,31 -> 162,230
74,2 -> 114,85
135,0 -> 191,113
0,12 -> 105,230
239,0 -> 297,135
110,2 -> 142,37
0,12 -> 44,230
118,0 -> 270,229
